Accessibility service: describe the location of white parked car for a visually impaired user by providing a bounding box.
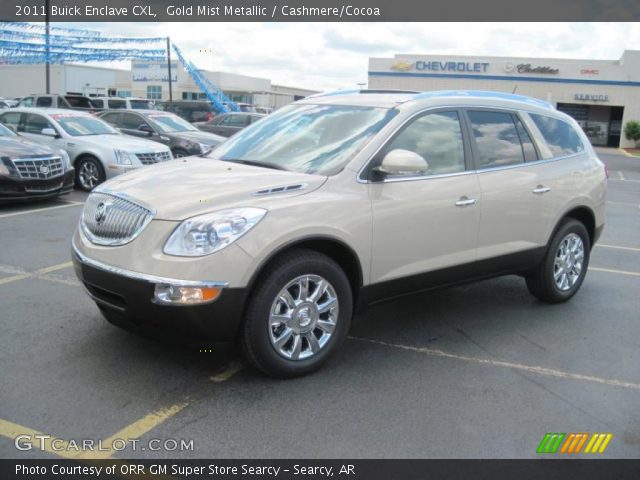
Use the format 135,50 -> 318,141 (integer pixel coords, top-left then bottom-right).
90,97 -> 156,110
72,90 -> 606,377
0,108 -> 173,191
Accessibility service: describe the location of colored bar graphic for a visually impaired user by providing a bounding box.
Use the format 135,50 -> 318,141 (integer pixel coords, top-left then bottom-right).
560,433 -> 589,454
537,433 -> 566,453
584,433 -> 613,454
538,433 -> 613,454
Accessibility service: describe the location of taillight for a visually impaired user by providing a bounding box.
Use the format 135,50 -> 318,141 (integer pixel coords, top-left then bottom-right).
207,112 -> 213,121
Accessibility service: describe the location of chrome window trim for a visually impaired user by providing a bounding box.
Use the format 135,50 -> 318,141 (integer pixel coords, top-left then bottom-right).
356,104 -> 586,184
72,237 -> 229,289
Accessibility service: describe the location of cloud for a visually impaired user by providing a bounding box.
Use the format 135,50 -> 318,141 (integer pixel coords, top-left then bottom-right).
54,22 -> 640,91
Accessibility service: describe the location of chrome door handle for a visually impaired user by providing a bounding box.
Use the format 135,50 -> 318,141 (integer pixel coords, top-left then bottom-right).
455,196 -> 477,207
532,185 -> 551,194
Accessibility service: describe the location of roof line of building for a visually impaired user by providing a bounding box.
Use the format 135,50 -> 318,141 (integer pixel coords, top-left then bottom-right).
368,71 -> 640,87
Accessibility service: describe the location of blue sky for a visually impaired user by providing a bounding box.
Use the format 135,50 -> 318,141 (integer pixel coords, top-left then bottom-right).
54,22 -> 640,90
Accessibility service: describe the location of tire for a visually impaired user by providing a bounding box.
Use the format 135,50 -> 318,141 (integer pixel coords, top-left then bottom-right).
171,148 -> 190,158
75,156 -> 105,191
241,249 -> 353,378
526,219 -> 591,303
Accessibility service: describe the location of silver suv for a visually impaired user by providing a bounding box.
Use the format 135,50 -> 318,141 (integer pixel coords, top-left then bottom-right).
72,90 -> 607,378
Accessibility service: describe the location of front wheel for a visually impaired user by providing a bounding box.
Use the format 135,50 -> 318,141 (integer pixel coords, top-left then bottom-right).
526,219 -> 591,303
75,156 -> 105,191
241,249 -> 353,378
171,148 -> 190,158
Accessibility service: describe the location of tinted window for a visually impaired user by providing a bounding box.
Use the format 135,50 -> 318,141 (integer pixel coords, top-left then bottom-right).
107,99 -> 126,109
64,96 -> 93,108
24,114 -> 54,134
121,113 -> 146,130
468,111 -> 524,169
514,116 -> 538,162
36,97 -> 53,107
530,114 -> 584,157
129,99 -> 153,110
0,112 -> 22,130
384,111 -> 466,176
101,112 -> 120,126
221,115 -> 247,127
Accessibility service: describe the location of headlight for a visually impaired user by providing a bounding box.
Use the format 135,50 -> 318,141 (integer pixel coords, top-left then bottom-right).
198,142 -> 213,154
114,149 -> 133,165
59,149 -> 71,169
164,207 -> 267,257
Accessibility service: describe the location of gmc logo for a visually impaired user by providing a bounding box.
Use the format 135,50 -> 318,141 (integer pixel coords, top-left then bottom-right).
580,69 -> 599,75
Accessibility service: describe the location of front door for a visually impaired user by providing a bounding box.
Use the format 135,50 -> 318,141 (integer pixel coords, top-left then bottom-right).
369,110 -> 481,288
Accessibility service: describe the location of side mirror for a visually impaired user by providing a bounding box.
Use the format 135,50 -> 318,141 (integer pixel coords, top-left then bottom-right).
41,128 -> 59,138
372,149 -> 429,180
138,124 -> 154,135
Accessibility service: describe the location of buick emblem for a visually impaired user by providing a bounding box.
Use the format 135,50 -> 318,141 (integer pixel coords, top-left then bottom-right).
95,202 -> 109,224
39,165 -> 50,175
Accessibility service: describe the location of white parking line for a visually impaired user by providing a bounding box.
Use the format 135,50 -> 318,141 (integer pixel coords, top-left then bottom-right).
590,266 -> 640,277
349,336 -> 640,391
608,178 -> 640,183
618,170 -> 625,181
595,244 -> 640,252
0,261 -> 77,286
0,201 -> 83,219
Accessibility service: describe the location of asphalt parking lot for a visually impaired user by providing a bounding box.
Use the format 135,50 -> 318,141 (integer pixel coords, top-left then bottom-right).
0,149 -> 638,460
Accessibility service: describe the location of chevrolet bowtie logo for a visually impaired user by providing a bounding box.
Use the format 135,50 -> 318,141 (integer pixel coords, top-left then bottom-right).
537,432 -> 613,454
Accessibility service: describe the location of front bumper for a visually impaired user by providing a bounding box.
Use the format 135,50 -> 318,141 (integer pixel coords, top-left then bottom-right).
72,243 -> 248,344
0,169 -> 74,201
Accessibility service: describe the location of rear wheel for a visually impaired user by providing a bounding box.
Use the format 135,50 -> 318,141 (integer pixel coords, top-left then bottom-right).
241,249 -> 353,378
526,219 -> 590,303
75,156 -> 105,191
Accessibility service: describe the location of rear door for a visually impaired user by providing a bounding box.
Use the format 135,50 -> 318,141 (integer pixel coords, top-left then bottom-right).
369,109 -> 481,287
464,108 -> 572,264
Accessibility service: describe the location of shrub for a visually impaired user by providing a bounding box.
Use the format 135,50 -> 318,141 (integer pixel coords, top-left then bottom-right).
624,120 -> 640,147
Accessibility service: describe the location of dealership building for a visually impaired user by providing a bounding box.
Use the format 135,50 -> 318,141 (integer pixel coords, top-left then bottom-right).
369,50 -> 640,148
0,62 -> 317,110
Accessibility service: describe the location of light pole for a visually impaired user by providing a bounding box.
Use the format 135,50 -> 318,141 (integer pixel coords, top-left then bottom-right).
45,0 -> 50,93
166,37 -> 173,104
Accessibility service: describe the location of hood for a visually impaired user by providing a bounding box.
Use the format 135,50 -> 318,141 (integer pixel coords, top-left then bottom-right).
172,129 -> 226,145
0,136 -> 55,158
78,134 -> 169,153
96,157 -> 327,220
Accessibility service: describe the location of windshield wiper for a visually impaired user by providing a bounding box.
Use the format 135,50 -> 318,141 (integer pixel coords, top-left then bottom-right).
223,159 -> 290,171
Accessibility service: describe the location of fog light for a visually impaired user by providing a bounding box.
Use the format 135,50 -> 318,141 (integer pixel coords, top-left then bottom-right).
153,284 -> 221,305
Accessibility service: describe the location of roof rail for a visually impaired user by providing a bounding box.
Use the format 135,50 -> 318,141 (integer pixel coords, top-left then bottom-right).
307,88 -> 419,99
412,90 -> 555,109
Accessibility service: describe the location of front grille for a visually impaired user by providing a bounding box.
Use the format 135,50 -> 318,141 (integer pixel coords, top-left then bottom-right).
136,151 -> 172,165
13,156 -> 64,179
81,192 -> 153,246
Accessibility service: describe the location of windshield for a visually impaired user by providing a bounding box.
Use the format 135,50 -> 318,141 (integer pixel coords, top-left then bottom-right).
53,114 -> 119,136
0,123 -> 17,137
210,104 -> 396,175
147,114 -> 197,133
130,100 -> 154,110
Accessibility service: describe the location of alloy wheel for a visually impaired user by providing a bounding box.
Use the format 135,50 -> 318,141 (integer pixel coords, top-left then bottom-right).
553,233 -> 585,291
268,274 -> 339,360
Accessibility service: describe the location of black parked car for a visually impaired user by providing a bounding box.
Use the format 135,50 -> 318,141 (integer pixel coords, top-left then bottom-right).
194,112 -> 265,137
0,123 -> 74,202
158,100 -> 214,123
98,110 -> 225,158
